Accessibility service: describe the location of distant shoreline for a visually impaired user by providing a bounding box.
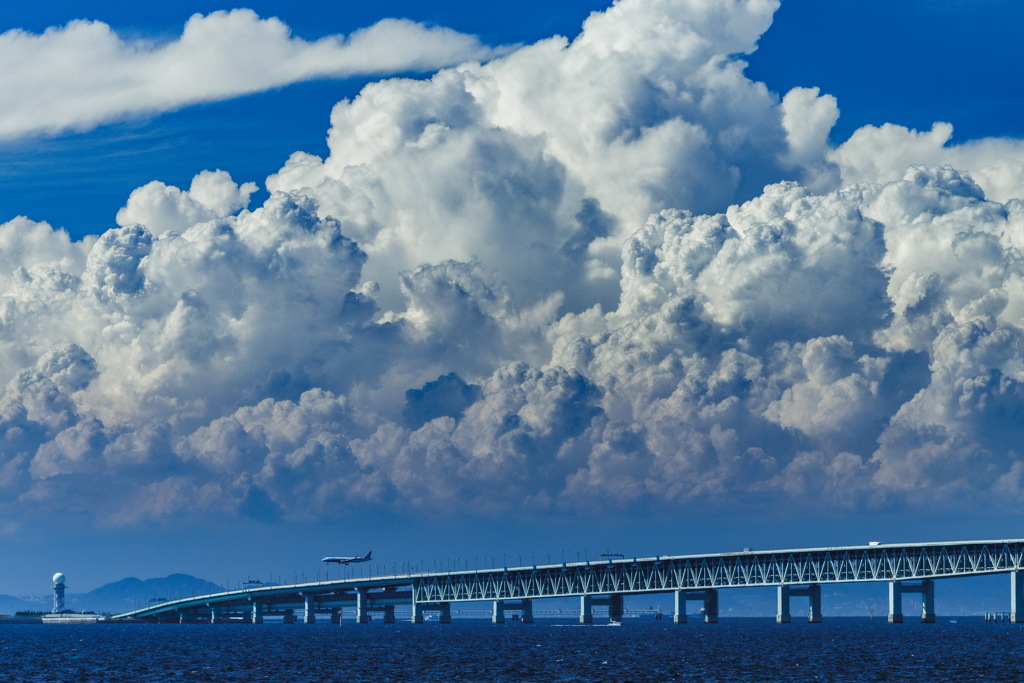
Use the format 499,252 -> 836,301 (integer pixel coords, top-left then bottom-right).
0,614 -> 109,625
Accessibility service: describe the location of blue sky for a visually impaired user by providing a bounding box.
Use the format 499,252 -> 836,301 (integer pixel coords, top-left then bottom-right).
5,0 -> 1023,239
1,1 -> 607,238
2,0 -> 1024,599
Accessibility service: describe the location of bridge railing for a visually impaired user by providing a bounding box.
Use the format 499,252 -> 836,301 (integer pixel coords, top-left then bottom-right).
114,539 -> 1024,620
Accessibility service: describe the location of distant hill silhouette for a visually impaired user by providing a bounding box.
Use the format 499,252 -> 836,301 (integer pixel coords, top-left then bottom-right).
73,574 -> 224,614
0,594 -> 49,615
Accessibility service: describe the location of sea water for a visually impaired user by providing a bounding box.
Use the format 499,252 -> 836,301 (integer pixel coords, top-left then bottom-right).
1,618 -> 1020,682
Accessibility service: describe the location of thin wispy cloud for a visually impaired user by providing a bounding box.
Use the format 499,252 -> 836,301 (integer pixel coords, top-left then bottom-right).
0,9 -> 499,140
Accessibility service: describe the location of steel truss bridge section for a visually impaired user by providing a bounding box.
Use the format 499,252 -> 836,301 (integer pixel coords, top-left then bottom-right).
414,539 -> 1024,602
113,539 -> 1024,623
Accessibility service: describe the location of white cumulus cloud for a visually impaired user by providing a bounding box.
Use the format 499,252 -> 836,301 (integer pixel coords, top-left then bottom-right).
3,0 -> 1024,528
0,10 -> 499,140
833,122 -> 1024,203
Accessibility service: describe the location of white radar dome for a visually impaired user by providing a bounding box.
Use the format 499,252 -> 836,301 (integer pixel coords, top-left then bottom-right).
52,572 -> 65,586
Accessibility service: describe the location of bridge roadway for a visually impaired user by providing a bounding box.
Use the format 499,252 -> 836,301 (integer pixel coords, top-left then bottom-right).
113,538 -> 1024,624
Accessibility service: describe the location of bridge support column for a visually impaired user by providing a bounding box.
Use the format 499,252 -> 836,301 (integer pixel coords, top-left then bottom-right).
283,608 -> 296,624
674,590 -> 688,624
889,580 -> 934,623
492,600 -> 505,624
777,586 -> 791,624
608,594 -> 624,623
330,607 -> 342,625
251,599 -> 263,625
383,605 -> 396,624
777,585 -> 821,623
1011,572 -> 1024,623
889,581 -> 903,623
498,599 -> 533,623
209,605 -> 220,624
703,589 -> 719,623
417,602 -> 452,623
356,588 -> 369,624
304,595 -> 316,624
580,595 -> 593,624
674,589 -> 719,624
919,580 -> 936,623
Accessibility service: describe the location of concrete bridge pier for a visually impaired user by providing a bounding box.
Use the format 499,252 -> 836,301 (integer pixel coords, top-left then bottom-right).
888,581 -> 902,623
518,598 -> 534,624
383,604 -> 396,624
673,591 -> 687,624
415,602 -> 452,623
1011,571 -> 1024,623
356,588 -> 369,624
493,599 -> 533,624
674,589 -> 720,624
586,594 -> 625,623
330,607 -> 342,625
889,580 -> 935,623
777,584 -> 822,623
251,599 -> 263,625
283,608 -> 296,624
303,595 -> 316,624
579,595 -> 593,624
919,581 -> 936,623
209,605 -> 220,624
703,589 -> 719,623
609,594 -> 624,623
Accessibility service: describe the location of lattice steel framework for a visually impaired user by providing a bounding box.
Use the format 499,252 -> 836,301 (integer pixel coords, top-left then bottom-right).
114,539 -> 1024,621
413,540 -> 1024,602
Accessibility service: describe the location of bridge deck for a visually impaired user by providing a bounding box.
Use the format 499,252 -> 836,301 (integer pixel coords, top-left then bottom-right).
114,538 -> 1024,622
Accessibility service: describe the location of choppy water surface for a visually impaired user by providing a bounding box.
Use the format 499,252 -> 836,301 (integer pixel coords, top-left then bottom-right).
1,618 -> 1020,682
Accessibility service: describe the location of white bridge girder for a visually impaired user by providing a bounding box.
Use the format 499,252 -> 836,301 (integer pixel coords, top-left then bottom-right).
115,539 -> 1024,623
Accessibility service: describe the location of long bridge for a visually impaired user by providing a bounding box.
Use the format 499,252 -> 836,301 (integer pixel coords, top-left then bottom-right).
113,539 -> 1024,624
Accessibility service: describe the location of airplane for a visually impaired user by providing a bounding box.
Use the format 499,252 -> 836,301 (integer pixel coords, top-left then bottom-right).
322,551 -> 372,565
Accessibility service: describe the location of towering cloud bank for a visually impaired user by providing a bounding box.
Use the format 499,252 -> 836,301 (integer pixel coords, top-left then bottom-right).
268,0 -> 797,309
3,0 -> 1024,526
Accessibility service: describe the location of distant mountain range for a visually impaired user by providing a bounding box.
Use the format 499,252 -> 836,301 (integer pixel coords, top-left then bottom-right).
77,574 -> 225,613
0,574 -> 224,615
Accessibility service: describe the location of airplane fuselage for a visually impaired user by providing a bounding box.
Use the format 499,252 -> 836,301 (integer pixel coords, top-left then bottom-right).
322,552 -> 372,565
